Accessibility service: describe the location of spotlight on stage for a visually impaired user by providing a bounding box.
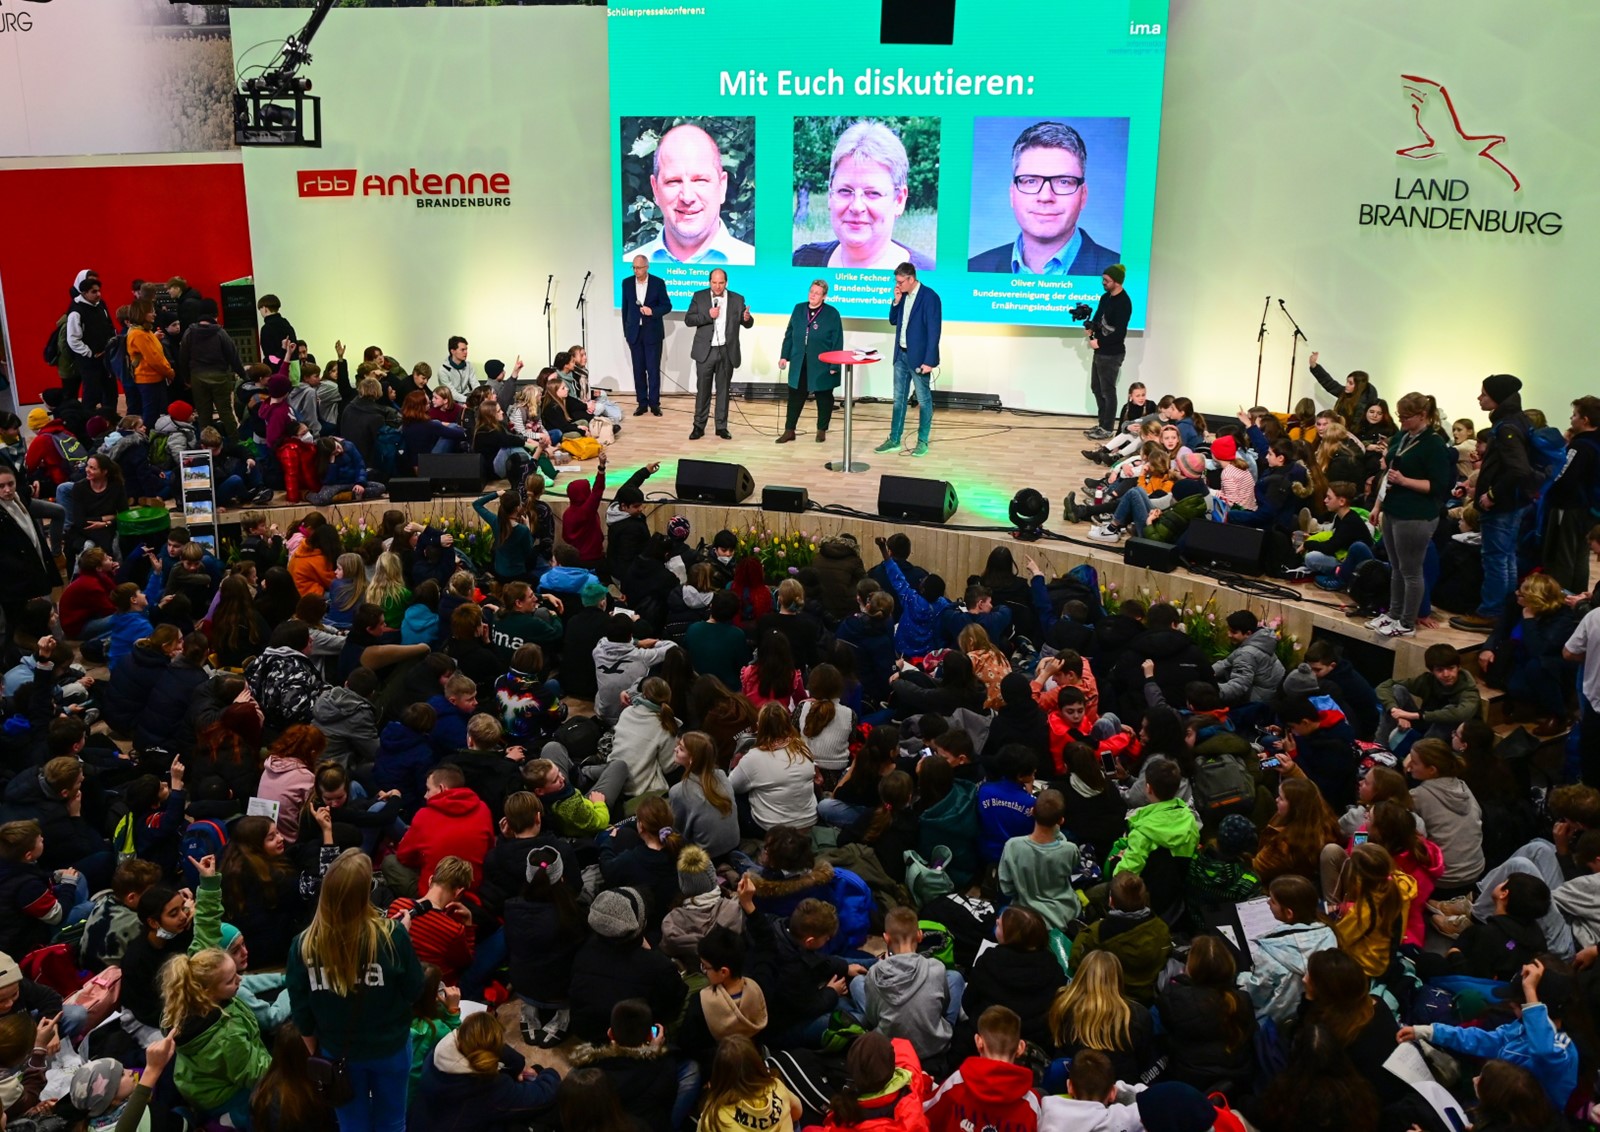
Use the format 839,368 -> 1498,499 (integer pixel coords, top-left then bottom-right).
1009,488 -> 1050,541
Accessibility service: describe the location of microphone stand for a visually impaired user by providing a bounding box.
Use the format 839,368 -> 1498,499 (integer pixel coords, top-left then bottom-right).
1252,295 -> 1270,407
1278,299 -> 1307,413
542,275 -> 554,366
575,271 -> 592,355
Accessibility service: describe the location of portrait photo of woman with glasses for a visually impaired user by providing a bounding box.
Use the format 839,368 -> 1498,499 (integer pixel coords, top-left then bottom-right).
792,116 -> 939,271
967,117 -> 1129,277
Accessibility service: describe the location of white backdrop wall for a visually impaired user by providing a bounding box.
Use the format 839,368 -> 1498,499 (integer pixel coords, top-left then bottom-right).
235,1 -> 1600,424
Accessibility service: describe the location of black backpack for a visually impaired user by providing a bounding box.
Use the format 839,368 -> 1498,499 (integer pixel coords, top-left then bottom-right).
552,716 -> 603,766
1347,558 -> 1391,614
1191,753 -> 1256,822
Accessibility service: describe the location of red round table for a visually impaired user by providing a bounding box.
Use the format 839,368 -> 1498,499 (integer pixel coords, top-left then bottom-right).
817,349 -> 880,473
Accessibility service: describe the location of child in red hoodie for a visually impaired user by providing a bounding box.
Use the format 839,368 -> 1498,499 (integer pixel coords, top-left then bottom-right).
924,1005 -> 1040,1132
393,765 -> 495,897
561,451 -> 608,572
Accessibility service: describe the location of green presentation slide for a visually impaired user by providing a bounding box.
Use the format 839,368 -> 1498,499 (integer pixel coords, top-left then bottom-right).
608,0 -> 1168,327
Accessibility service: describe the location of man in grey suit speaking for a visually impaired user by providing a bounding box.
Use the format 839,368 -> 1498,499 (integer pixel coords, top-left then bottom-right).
684,267 -> 755,440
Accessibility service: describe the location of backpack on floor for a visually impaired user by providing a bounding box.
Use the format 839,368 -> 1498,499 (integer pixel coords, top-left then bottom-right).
551,716 -> 603,766
1346,558 -> 1391,613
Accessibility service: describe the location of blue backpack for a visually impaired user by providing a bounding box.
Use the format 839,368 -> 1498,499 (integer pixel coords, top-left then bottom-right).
826,867 -> 874,951
179,819 -> 229,889
1067,563 -> 1105,620
375,426 -> 404,479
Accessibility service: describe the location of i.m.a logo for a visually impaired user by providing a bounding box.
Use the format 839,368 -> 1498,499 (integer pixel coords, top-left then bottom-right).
296,167 -> 512,208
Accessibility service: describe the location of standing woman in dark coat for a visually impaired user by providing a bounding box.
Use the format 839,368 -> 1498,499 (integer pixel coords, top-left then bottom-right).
0,465 -> 62,633
775,279 -> 843,444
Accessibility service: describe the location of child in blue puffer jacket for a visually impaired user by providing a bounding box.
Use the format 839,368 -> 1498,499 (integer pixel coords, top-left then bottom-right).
306,436 -> 386,506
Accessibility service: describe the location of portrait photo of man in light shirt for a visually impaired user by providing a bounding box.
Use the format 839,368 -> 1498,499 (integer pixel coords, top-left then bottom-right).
622,120 -> 756,266
967,118 -> 1126,278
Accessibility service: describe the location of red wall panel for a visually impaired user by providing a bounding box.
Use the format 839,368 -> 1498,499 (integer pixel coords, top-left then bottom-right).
0,162 -> 253,404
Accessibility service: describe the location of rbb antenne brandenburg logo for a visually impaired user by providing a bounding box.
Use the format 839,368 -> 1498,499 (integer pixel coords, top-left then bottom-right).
1397,75 -> 1520,192
299,170 -> 356,198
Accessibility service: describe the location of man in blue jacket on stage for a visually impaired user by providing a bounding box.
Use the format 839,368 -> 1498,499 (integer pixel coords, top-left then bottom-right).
620,254 -> 671,416
878,262 -> 941,458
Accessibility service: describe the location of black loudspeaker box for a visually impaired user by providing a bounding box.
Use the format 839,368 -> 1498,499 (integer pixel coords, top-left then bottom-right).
677,459 -> 754,504
877,474 -> 958,523
762,485 -> 809,513
1184,518 -> 1267,574
417,452 -> 485,495
389,477 -> 432,503
1124,537 -> 1180,573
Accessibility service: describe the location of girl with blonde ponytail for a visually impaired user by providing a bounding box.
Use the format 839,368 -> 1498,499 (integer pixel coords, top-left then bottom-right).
410,1011 -> 561,1127
161,946 -> 272,1123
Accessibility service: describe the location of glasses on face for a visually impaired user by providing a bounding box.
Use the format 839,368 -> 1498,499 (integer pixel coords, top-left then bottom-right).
829,186 -> 890,204
1013,174 -> 1084,196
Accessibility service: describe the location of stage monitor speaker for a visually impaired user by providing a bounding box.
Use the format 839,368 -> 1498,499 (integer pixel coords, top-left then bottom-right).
417,453 -> 484,496
389,477 -> 432,503
677,459 -> 754,504
1124,537 -> 1180,573
762,486 -> 809,513
877,474 -> 958,524
1184,519 -> 1267,575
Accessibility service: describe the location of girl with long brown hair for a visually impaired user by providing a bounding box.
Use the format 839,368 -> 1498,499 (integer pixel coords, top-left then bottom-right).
797,662 -> 855,786
1156,934 -> 1256,1092
958,621 -> 1012,709
740,629 -> 806,710
288,850 -> 425,1132
668,730 -> 740,860
1253,775 -> 1341,884
729,701 -> 817,834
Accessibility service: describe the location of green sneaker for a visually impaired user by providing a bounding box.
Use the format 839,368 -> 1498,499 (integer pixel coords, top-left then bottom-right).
910,442 -> 929,457
873,438 -> 899,454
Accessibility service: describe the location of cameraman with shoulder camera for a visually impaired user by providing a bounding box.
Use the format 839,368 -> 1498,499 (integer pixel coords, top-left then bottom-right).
1083,264 -> 1131,441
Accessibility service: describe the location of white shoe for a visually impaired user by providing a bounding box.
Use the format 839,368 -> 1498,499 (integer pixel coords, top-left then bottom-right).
1380,620 -> 1416,638
1087,524 -> 1123,542
1364,613 -> 1395,630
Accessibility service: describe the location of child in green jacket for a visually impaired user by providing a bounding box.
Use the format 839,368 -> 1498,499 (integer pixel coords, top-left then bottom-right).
1110,757 -> 1200,876
164,860 -> 273,1123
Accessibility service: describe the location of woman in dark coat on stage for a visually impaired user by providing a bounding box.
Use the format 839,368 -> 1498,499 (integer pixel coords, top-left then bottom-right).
776,281 -> 844,444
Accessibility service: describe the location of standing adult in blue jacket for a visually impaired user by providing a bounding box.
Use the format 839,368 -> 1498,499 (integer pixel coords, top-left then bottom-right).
620,255 -> 672,417
877,262 -> 941,458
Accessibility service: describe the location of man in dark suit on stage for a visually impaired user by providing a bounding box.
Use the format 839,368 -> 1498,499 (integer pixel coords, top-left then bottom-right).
966,121 -> 1119,277
621,254 -> 671,416
683,268 -> 754,441
878,262 -> 941,458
